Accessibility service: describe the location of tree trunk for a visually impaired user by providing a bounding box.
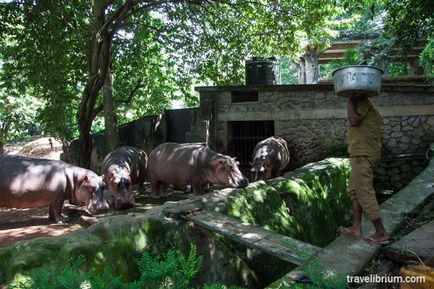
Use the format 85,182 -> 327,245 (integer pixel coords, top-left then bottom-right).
76,1 -> 138,167
0,142 -> 4,155
78,122 -> 93,168
103,70 -> 119,152
77,0 -> 107,168
298,56 -> 306,84
303,45 -> 320,84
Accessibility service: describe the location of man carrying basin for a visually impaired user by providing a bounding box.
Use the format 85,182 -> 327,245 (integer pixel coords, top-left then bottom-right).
333,65 -> 389,245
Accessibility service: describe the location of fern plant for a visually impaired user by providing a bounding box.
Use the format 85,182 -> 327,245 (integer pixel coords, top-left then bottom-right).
6,244 -> 213,289
130,244 -> 202,289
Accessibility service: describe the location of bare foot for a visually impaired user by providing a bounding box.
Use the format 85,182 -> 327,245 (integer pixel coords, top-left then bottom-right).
338,226 -> 362,239
362,234 -> 390,245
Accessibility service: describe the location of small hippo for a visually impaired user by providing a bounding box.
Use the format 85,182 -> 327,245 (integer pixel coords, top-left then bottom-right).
147,142 -> 248,197
102,146 -> 148,209
250,136 -> 290,181
0,155 -> 109,223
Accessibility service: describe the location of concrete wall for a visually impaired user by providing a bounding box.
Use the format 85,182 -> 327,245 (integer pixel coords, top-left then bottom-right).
196,84 -> 434,190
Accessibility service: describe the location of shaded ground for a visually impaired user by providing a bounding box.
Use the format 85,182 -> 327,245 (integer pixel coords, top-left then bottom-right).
1,137 -> 195,248
0,189 -> 194,248
0,178 -> 196,247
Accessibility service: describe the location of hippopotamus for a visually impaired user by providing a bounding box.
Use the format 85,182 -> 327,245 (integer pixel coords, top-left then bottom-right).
102,146 -> 148,209
250,136 -> 290,181
0,155 -> 109,223
147,142 -> 248,197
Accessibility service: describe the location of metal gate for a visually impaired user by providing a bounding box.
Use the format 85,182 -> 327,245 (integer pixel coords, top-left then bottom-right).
227,121 -> 275,165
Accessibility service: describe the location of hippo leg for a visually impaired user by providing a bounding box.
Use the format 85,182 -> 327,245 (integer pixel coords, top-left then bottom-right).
150,180 -> 159,198
48,199 -> 65,223
271,169 -> 280,179
158,182 -> 168,198
199,183 -> 210,194
191,181 -> 204,195
150,181 -> 167,198
137,181 -> 144,194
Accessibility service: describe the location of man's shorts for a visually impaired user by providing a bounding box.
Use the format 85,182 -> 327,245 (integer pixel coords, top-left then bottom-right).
347,156 -> 380,221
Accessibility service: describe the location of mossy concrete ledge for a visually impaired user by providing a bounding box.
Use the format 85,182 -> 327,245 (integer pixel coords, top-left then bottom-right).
0,209 -> 258,288
218,158 -> 352,247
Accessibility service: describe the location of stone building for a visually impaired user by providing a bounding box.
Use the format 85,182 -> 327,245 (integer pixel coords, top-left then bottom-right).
196,83 -> 434,190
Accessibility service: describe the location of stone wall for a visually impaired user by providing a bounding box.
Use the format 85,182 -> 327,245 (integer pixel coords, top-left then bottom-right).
196,84 -> 434,190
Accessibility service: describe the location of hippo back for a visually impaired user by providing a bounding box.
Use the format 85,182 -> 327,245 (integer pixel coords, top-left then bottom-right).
147,142 -> 248,192
102,146 -> 148,184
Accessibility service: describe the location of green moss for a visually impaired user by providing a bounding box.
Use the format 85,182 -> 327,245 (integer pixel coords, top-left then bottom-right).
221,158 -> 351,247
222,182 -> 302,237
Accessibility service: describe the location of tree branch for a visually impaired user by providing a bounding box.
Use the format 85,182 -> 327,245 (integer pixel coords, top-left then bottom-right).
117,79 -> 144,104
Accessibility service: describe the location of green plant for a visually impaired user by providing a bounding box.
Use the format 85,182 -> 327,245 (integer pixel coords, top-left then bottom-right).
419,37 -> 434,82
321,49 -> 360,78
130,244 -> 202,289
276,242 -> 348,289
5,244 -> 216,289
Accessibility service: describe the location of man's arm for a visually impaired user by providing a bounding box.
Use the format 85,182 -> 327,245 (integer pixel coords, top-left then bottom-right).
347,97 -> 362,127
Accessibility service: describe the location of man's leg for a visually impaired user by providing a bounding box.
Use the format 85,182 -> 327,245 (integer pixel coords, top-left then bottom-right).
365,218 -> 389,243
355,157 -> 389,243
340,158 -> 363,239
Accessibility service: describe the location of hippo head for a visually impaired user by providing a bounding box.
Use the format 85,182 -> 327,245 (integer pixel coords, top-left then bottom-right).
108,168 -> 135,210
250,157 -> 271,182
76,173 -> 109,214
213,156 -> 248,188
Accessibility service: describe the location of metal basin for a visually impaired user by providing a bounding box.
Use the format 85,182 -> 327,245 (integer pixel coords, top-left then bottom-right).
332,65 -> 383,97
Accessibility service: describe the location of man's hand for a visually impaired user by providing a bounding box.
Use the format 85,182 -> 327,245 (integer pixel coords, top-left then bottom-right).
347,97 -> 362,126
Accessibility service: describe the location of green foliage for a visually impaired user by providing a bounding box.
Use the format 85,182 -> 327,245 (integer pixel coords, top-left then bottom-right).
0,0 -> 345,142
6,244 -> 216,289
388,62 -> 408,77
2,0 -> 431,145
203,285 -> 244,289
277,57 -> 298,85
131,244 -> 202,289
321,49 -> 360,78
383,0 -> 433,54
419,37 -> 434,81
301,259 -> 348,289
272,242 -> 347,289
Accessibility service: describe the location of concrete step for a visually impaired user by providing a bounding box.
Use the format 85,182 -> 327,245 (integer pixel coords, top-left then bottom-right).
184,210 -> 321,266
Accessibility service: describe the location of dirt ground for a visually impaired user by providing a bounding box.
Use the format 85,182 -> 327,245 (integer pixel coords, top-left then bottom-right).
0,137 -> 192,248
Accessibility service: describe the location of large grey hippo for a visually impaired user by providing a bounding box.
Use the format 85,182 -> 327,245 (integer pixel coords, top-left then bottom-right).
250,136 -> 290,181
0,155 -> 109,223
102,146 -> 148,209
147,142 -> 248,197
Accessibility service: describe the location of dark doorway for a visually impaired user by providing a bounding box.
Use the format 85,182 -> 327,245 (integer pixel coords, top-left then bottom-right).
166,108 -> 195,143
228,121 -> 275,166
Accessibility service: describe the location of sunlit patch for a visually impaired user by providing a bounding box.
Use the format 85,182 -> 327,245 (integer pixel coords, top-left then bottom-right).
8,273 -> 33,288
134,230 -> 148,251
